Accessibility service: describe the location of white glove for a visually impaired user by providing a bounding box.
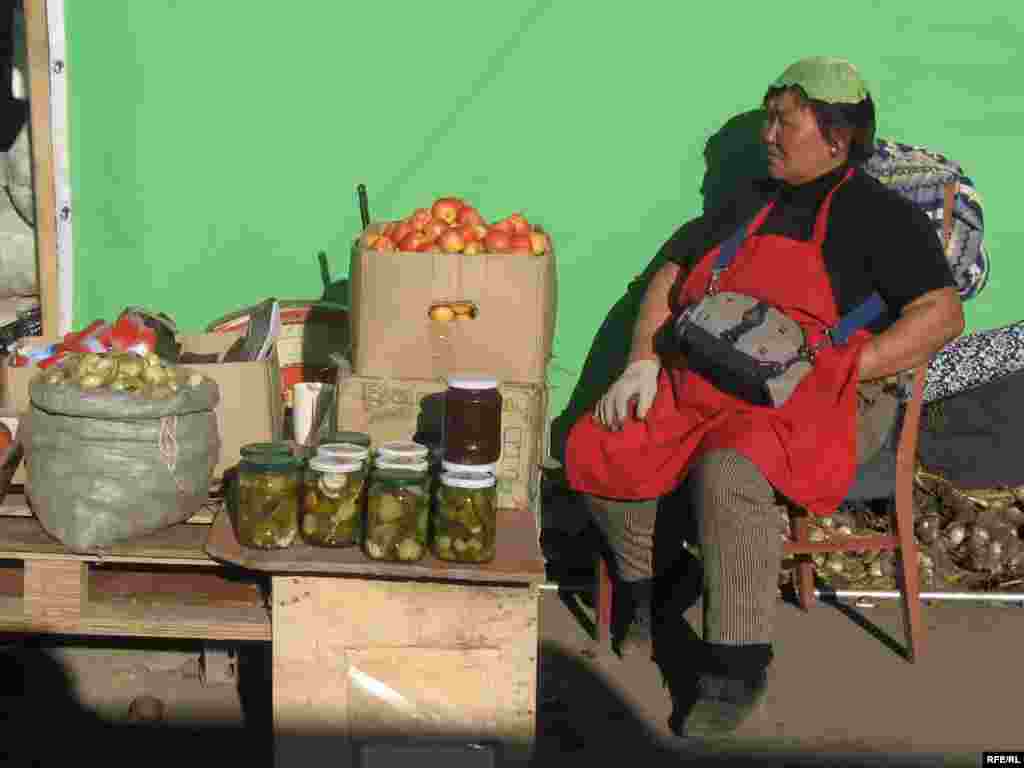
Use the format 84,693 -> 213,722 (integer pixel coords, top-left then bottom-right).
596,359 -> 661,430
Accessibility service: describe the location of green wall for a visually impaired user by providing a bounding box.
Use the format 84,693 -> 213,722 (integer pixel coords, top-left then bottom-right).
65,2 -> 1024,433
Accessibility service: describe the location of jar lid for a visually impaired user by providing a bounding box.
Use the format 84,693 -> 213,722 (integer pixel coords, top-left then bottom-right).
441,471 -> 497,489
324,430 -> 372,447
377,440 -> 429,459
243,452 -> 302,470
374,457 -> 430,473
317,442 -> 370,461
447,375 -> 499,391
309,457 -> 363,474
241,441 -> 294,458
442,461 -> 498,474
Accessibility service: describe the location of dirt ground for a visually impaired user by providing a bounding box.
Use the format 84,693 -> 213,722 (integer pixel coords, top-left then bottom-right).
2,589 -> 1019,767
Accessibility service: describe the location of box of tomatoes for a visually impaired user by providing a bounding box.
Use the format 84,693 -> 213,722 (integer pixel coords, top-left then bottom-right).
348,196 -> 556,384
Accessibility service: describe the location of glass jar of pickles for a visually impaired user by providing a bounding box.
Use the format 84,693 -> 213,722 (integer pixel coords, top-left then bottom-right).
236,443 -> 301,549
433,471 -> 497,563
301,456 -> 367,547
364,457 -> 430,562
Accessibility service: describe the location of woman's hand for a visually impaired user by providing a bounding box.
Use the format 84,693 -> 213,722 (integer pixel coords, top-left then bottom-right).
859,286 -> 964,381
593,261 -> 682,431
596,359 -> 661,430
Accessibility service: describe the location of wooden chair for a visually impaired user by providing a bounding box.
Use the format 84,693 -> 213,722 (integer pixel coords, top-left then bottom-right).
593,364 -> 928,661
783,363 -> 927,662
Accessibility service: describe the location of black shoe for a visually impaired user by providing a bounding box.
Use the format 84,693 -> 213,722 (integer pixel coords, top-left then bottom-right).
611,579 -> 653,658
670,669 -> 768,738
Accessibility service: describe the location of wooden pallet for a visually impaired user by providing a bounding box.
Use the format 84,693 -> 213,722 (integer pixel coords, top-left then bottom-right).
0,492 -> 270,641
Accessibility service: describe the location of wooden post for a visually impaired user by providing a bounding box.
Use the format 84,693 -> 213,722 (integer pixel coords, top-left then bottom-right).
23,0 -> 61,338
23,559 -> 87,627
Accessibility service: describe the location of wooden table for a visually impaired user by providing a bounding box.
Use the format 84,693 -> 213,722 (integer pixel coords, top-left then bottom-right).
206,504 -> 546,767
0,488 -> 544,766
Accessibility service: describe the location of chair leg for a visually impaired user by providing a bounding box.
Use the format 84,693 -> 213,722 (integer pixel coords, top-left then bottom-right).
595,554 -> 613,646
891,500 -> 924,662
792,515 -> 816,611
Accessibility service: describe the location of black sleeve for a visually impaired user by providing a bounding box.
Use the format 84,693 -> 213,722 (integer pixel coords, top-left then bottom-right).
864,189 -> 957,316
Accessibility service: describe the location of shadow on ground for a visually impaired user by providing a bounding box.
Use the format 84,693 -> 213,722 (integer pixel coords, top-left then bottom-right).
0,636 -> 271,768
0,633 -> 959,768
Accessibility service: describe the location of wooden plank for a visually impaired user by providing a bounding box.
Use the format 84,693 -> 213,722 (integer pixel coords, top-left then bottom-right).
782,535 -> 898,555
206,507 -> 546,585
272,576 -> 537,768
0,492 -> 219,525
23,0 -> 61,337
0,594 -> 271,640
89,567 -> 266,605
0,515 -> 216,564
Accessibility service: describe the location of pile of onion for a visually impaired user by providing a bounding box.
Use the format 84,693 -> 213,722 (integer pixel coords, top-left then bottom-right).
780,466 -> 1024,592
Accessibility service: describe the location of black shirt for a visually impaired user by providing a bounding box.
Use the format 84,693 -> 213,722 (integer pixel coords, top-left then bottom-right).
663,165 -> 956,333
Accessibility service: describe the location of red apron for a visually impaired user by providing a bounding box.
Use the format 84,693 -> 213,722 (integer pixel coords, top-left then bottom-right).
566,170 -> 870,516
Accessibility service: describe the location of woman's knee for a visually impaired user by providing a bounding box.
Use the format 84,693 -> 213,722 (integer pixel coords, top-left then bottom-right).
688,450 -> 776,510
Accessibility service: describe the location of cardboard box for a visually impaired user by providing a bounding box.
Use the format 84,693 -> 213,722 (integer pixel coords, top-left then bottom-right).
348,242 -> 557,383
0,332 -> 284,482
335,373 -> 548,510
177,332 -> 284,479
0,357 -> 36,417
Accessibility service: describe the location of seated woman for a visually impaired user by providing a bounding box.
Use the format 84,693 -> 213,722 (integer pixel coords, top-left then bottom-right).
565,57 -> 964,738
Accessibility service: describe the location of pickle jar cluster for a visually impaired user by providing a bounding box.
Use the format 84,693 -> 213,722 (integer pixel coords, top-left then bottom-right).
364,442 -> 431,562
300,442 -> 370,547
236,442 -> 302,549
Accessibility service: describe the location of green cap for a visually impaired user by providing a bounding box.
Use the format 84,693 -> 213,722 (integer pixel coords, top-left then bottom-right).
771,57 -> 868,105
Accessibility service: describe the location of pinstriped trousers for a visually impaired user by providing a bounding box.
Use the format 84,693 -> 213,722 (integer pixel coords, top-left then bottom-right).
585,379 -> 900,645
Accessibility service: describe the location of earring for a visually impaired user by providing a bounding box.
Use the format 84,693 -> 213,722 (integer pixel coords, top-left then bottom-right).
830,145 -> 838,156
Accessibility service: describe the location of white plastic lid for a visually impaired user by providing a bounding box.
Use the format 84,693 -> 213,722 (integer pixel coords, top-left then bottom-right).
442,461 -> 498,474
309,457 -> 363,474
376,440 -> 429,459
441,471 -> 497,489
447,375 -> 499,391
317,442 -> 370,461
374,457 -> 430,473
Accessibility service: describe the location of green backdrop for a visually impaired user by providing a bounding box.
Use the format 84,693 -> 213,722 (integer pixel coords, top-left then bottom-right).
65,2 -> 1023,439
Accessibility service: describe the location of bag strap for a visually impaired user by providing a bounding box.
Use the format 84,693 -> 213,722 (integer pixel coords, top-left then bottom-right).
712,219 -> 750,271
829,292 -> 886,345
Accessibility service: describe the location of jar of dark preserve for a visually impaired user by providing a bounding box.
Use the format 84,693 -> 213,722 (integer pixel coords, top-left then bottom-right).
443,376 -> 502,467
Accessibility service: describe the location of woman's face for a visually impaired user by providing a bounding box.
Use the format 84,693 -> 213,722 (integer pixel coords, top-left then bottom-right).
762,89 -> 842,185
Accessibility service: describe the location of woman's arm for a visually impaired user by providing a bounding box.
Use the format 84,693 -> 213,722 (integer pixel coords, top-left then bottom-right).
858,286 -> 964,381
627,261 -> 681,364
